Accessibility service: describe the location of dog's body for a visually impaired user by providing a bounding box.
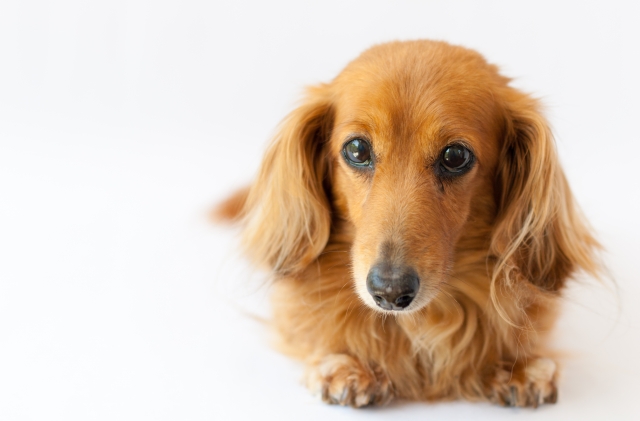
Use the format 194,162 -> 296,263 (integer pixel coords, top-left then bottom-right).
217,40 -> 599,407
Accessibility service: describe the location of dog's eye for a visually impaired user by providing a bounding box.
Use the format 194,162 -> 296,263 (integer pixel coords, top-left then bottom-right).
441,144 -> 472,173
343,139 -> 372,167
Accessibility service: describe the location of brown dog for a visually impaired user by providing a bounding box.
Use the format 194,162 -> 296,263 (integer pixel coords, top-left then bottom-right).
217,40 -> 599,407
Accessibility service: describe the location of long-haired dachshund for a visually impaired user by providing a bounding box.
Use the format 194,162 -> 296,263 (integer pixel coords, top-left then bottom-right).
216,40 -> 600,407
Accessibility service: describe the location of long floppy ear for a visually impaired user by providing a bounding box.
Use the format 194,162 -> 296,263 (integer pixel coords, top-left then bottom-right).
239,85 -> 334,275
490,91 -> 600,298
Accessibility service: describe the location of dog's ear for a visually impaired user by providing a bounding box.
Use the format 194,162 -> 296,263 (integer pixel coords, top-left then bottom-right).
491,92 -> 600,296
240,85 -> 333,275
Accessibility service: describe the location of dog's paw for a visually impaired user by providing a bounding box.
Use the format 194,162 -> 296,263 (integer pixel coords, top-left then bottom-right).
306,354 -> 394,407
488,358 -> 558,408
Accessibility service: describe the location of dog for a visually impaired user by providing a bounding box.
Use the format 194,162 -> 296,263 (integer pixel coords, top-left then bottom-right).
216,40 -> 600,407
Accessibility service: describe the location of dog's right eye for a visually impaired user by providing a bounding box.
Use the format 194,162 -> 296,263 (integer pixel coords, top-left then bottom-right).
343,139 -> 372,167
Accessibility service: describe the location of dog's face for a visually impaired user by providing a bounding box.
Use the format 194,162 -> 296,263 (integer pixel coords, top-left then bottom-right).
328,46 -> 504,312
236,41 -> 597,318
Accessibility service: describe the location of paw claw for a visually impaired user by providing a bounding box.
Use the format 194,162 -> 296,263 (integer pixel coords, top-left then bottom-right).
509,386 -> 518,407
544,387 -> 558,404
338,384 -> 351,405
532,391 -> 540,409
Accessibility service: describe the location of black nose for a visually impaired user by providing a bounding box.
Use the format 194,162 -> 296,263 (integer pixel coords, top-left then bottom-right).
366,265 -> 420,311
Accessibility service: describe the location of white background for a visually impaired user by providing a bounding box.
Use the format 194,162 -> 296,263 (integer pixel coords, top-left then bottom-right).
1,1 -> 639,420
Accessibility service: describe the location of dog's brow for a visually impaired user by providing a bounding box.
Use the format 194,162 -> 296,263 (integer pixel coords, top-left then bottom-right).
333,119 -> 377,137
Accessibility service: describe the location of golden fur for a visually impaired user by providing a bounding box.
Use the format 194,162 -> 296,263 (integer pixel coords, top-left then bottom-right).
216,40 -> 599,407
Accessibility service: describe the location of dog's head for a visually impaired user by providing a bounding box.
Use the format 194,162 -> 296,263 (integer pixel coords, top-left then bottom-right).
239,41 -> 598,314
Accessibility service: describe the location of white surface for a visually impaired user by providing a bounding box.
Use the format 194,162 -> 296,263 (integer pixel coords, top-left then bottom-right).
1,1 -> 639,420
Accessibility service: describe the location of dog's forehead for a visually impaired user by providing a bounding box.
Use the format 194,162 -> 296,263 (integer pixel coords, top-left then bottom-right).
330,42 -> 504,159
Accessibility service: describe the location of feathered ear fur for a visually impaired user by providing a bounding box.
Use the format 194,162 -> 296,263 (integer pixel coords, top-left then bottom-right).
490,91 -> 600,306
238,85 -> 334,275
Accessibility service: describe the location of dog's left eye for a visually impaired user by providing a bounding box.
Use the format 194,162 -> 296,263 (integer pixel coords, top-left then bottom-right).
343,138 -> 372,167
440,144 -> 473,174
